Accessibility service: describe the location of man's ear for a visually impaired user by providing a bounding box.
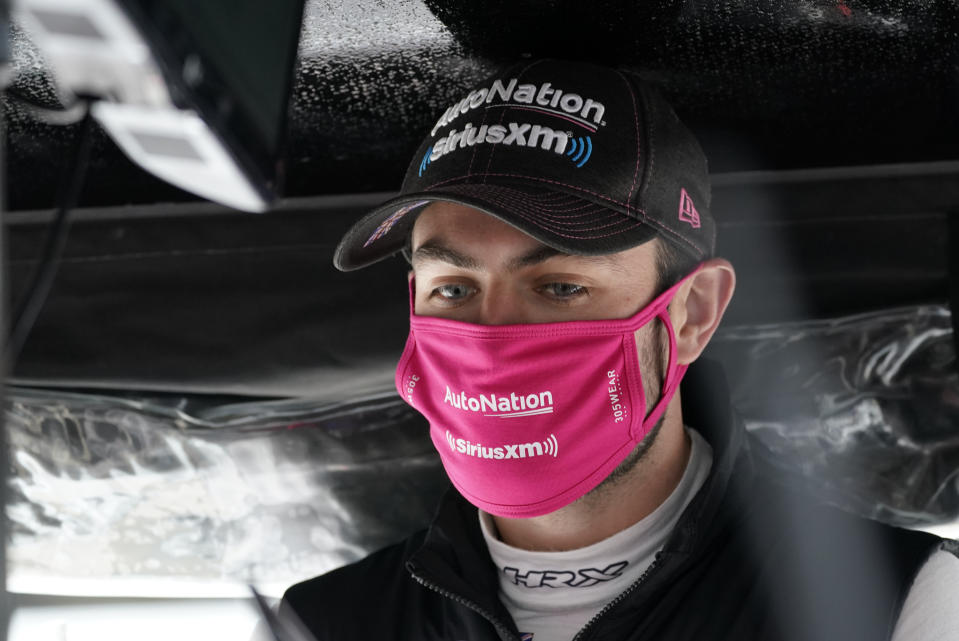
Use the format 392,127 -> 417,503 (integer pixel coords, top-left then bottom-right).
671,258 -> 736,365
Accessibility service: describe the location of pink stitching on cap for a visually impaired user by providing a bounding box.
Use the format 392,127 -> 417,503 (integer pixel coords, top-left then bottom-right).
482,60 -> 541,181
423,177 -> 705,256
471,195 -> 620,229
465,101 -> 492,179
509,106 -> 599,132
447,184 -> 616,221
453,188 -> 640,238
507,208 -> 645,240
425,173 -> 639,210
450,185 -> 605,219
483,200 -> 627,233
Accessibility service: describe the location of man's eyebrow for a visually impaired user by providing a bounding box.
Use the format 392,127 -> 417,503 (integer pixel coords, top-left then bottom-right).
506,246 -> 564,270
508,245 -> 628,273
411,240 -> 481,270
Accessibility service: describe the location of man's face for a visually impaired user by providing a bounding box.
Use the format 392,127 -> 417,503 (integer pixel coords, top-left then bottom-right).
410,201 -> 663,325
410,201 -> 671,419
410,201 -> 675,503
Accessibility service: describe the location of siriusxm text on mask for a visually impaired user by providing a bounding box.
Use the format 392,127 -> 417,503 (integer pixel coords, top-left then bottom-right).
445,430 -> 560,460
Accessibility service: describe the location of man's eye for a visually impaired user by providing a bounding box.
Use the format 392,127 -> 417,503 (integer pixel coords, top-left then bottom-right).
538,283 -> 587,300
432,283 -> 475,301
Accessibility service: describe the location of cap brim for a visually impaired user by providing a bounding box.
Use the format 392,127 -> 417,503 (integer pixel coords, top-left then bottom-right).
333,183 -> 659,271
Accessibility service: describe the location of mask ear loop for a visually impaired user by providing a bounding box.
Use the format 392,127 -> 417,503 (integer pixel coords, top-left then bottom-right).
640,309 -> 688,431
638,261 -> 706,430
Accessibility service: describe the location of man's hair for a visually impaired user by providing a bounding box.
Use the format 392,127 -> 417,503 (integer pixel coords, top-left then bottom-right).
656,240 -> 703,291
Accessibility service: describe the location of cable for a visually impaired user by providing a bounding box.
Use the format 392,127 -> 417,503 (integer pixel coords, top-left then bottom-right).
5,101 -> 94,365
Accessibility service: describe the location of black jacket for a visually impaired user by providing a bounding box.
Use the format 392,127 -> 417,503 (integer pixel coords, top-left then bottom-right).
282,361 -> 945,641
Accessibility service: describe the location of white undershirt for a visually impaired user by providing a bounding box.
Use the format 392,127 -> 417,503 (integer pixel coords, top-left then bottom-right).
480,428 -> 712,641
891,548 -> 959,641
479,428 -> 959,641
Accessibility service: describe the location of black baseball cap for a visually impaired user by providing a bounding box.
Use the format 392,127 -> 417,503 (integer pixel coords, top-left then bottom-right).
334,59 -> 714,271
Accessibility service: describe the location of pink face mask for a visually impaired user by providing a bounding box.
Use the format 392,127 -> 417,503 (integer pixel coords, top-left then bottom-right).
395,272 -> 695,518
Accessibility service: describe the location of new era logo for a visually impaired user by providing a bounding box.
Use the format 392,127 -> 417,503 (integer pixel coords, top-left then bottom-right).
678,188 -> 701,229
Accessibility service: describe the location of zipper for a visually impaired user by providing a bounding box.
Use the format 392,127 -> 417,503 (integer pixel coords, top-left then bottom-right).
409,571 -> 520,641
571,551 -> 665,641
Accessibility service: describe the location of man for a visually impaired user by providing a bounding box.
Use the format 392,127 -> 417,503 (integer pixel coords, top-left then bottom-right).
282,60 -> 957,640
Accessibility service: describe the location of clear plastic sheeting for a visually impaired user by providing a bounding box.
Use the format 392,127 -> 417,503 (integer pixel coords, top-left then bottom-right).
6,305 -> 959,597
5,390 -> 445,597
708,304 -> 959,527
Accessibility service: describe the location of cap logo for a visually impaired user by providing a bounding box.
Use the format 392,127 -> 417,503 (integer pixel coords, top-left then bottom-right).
678,188 -> 701,229
430,78 -> 606,137
418,145 -> 433,177
565,136 -> 593,168
421,78 -> 608,174
363,200 -> 428,248
426,122 -> 571,167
